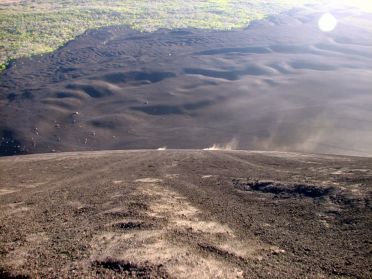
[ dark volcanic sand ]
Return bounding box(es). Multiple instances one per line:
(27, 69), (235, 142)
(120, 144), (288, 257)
(1, 6), (372, 157)
(0, 150), (371, 278)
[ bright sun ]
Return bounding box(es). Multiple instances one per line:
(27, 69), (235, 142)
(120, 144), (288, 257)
(318, 13), (338, 32)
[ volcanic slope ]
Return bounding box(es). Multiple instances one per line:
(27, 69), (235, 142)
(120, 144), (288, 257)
(0, 150), (371, 278)
(1, 5), (372, 156)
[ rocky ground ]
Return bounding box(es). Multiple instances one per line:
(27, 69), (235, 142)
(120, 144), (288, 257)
(0, 150), (371, 278)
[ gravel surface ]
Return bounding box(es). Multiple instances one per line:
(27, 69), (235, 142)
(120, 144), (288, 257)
(0, 150), (371, 278)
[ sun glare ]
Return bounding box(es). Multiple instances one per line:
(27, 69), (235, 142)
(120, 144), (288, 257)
(318, 13), (338, 32)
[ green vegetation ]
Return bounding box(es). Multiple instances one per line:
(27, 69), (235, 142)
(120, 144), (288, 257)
(0, 0), (370, 70)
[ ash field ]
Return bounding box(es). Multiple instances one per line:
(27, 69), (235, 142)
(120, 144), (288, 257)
(0, 2), (372, 279)
(1, 5), (372, 156)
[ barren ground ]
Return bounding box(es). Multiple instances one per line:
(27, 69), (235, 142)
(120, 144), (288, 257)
(0, 150), (371, 278)
(1, 6), (372, 157)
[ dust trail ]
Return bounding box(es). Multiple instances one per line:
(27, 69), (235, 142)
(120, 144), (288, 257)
(203, 137), (239, 150)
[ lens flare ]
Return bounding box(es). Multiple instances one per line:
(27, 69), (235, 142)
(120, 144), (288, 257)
(318, 13), (338, 32)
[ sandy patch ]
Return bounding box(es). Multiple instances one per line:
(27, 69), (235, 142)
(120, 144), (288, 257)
(165, 173), (179, 179)
(67, 200), (84, 209)
(0, 0), (21, 4)
(90, 179), (267, 278)
(0, 188), (19, 196)
(112, 180), (123, 184)
(135, 178), (163, 183)
(3, 232), (48, 270)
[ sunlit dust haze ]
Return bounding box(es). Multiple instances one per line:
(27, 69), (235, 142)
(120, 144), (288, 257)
(203, 138), (239, 151)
